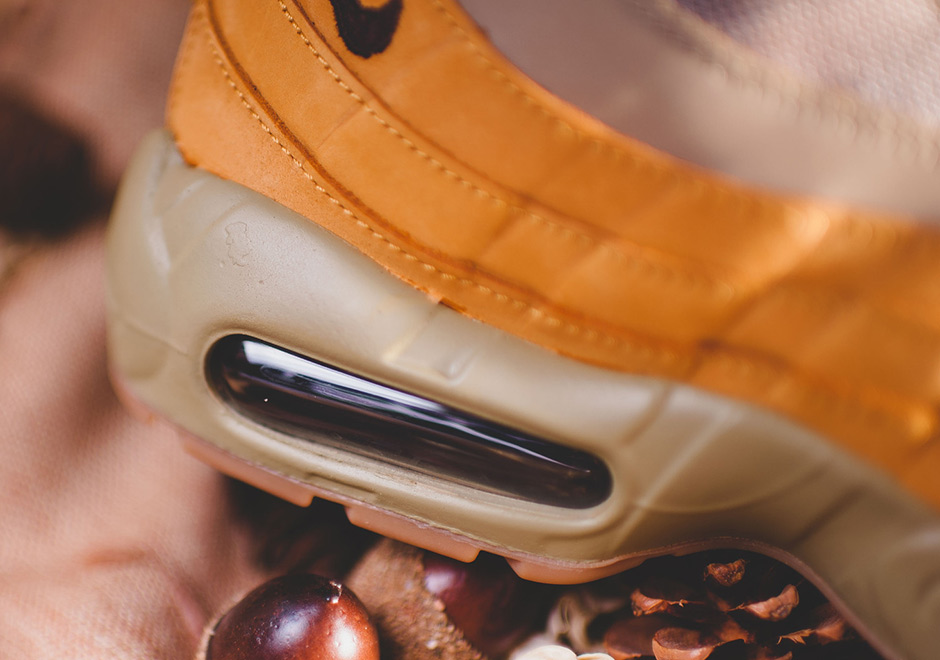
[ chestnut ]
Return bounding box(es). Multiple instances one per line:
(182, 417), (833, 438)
(422, 552), (557, 658)
(205, 574), (380, 660)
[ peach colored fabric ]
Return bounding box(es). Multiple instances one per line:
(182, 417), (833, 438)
(676, 0), (940, 128)
(1, 0), (938, 657)
(0, 225), (269, 658)
(0, 1), (271, 656)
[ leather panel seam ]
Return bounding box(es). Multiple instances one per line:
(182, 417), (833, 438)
(440, 0), (940, 174)
(281, 0), (842, 292)
(213, 0), (743, 299)
(189, 1), (940, 465)
(201, 20), (691, 369)
(283, 0), (637, 230)
(207, 26), (938, 456)
(276, 0), (733, 295)
(279, 0), (940, 356)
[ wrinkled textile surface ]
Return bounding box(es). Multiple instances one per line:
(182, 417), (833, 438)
(0, 0), (938, 658)
(0, 225), (269, 658)
(676, 0), (940, 128)
(0, 2), (270, 657)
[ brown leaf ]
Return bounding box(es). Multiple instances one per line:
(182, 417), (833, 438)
(604, 614), (673, 659)
(746, 647), (793, 660)
(778, 603), (849, 645)
(631, 578), (699, 616)
(738, 584), (799, 621)
(539, 551), (881, 660)
(712, 617), (752, 644)
(705, 560), (746, 587)
(651, 628), (717, 660)
(811, 609), (849, 644)
(631, 589), (675, 616)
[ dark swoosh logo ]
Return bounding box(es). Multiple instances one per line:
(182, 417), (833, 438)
(328, 0), (403, 58)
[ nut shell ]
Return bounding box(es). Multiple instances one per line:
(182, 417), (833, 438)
(205, 574), (379, 660)
(347, 539), (486, 660)
(423, 552), (554, 657)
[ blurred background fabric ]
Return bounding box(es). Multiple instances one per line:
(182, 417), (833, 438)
(0, 2), (270, 657)
(0, 0), (938, 657)
(676, 0), (940, 128)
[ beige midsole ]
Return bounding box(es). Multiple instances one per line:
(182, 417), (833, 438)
(107, 131), (940, 660)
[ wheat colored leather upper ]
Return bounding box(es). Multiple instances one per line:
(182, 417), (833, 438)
(169, 0), (940, 509)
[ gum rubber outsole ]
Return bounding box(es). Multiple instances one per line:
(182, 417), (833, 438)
(106, 131), (940, 660)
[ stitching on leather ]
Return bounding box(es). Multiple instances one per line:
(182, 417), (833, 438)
(425, 0), (877, 269)
(799, 379), (933, 443)
(200, 5), (938, 449)
(703, 351), (934, 443)
(428, 0), (940, 244)
(428, 0), (669, 178)
(275, 0), (727, 295)
(720, 281), (940, 433)
(278, 2), (507, 209)
(772, 284), (940, 346)
(451, 0), (940, 173)
(204, 30), (685, 366)
(277, 0), (940, 344)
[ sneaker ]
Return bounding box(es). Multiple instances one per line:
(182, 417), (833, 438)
(106, 1), (940, 659)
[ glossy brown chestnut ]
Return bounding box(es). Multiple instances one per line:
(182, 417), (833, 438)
(422, 552), (557, 658)
(206, 574), (380, 660)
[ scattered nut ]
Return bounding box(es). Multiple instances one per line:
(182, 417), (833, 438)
(422, 551), (556, 658)
(514, 646), (578, 660)
(512, 646), (614, 660)
(204, 574), (379, 660)
(346, 539), (485, 660)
